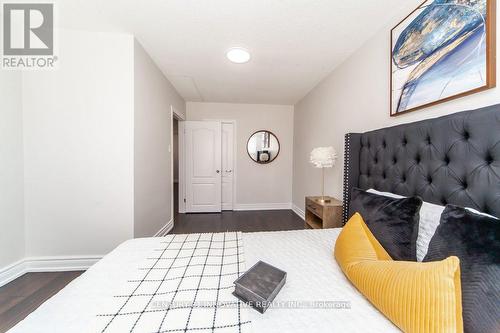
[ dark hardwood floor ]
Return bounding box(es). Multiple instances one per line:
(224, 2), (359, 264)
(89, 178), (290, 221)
(172, 182), (305, 234)
(0, 187), (304, 332)
(172, 210), (305, 234)
(0, 271), (83, 333)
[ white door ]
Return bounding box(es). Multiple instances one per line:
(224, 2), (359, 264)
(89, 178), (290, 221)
(221, 123), (234, 210)
(185, 121), (222, 212)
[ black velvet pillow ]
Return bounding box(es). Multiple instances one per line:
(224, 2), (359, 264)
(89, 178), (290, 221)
(349, 188), (422, 261)
(423, 205), (500, 333)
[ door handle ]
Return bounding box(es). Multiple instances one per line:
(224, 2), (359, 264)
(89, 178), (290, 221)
(216, 170), (220, 174)
(225, 170), (232, 173)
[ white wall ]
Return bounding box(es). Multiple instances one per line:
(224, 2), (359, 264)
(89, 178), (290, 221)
(187, 102), (294, 209)
(0, 72), (25, 269)
(134, 40), (185, 238)
(22, 30), (135, 257)
(292, 5), (500, 213)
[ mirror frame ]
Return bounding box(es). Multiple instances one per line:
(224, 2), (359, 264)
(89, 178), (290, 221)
(246, 130), (281, 164)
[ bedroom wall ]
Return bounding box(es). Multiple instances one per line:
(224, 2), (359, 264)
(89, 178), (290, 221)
(0, 72), (25, 270)
(292, 4), (500, 214)
(186, 102), (294, 209)
(23, 30), (135, 257)
(134, 40), (185, 238)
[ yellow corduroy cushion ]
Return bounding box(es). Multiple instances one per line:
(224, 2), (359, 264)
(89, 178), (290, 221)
(334, 213), (463, 333)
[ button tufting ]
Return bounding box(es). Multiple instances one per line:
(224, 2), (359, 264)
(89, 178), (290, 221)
(354, 112), (498, 219)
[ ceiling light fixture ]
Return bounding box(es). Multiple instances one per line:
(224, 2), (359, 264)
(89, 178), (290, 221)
(226, 47), (251, 64)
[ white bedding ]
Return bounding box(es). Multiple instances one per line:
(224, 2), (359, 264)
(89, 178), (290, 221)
(8, 229), (399, 333)
(244, 229), (398, 333)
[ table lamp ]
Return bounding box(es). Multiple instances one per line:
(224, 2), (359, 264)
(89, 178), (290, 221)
(310, 146), (337, 203)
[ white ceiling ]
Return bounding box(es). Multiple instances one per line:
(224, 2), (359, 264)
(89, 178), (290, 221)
(55, 0), (420, 104)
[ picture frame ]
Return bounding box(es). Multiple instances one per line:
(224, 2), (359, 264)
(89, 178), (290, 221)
(390, 0), (496, 116)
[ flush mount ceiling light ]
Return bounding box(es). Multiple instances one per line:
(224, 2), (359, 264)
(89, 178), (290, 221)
(226, 47), (251, 64)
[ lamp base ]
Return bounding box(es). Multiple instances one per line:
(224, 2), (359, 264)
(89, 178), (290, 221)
(318, 197), (331, 204)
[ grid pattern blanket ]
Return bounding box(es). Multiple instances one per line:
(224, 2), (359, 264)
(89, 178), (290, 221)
(95, 232), (251, 333)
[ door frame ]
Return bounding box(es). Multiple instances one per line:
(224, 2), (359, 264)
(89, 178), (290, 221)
(171, 105), (185, 219)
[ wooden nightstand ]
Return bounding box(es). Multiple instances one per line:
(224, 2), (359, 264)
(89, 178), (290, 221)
(305, 196), (343, 229)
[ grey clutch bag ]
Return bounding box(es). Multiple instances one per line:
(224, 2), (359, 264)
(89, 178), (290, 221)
(233, 260), (287, 313)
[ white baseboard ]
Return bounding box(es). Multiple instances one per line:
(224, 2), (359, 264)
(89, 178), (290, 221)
(292, 203), (305, 220)
(26, 256), (103, 272)
(155, 218), (174, 237)
(0, 219), (175, 287)
(0, 259), (26, 287)
(233, 203), (292, 211)
(0, 255), (102, 287)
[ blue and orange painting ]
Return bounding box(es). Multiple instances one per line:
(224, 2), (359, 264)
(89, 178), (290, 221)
(391, 0), (494, 115)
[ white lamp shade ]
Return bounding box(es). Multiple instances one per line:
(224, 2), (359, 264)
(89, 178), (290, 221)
(310, 146), (337, 168)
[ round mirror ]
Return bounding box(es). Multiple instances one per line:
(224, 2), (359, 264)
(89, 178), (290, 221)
(247, 130), (280, 164)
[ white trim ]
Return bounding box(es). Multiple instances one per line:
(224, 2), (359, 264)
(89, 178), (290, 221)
(0, 255), (103, 287)
(154, 218), (174, 237)
(25, 256), (102, 272)
(171, 105), (185, 219)
(222, 203), (233, 211)
(172, 108), (184, 121)
(170, 107), (175, 225)
(233, 203), (292, 211)
(178, 121), (186, 213)
(0, 259), (26, 287)
(292, 203), (305, 220)
(0, 218), (173, 288)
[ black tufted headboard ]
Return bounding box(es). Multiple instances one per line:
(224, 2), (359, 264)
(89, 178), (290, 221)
(342, 104), (500, 223)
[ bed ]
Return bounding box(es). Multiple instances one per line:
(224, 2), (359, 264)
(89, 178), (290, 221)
(8, 230), (399, 333)
(8, 104), (500, 333)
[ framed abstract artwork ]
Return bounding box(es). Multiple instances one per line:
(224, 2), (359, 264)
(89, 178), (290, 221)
(391, 0), (496, 116)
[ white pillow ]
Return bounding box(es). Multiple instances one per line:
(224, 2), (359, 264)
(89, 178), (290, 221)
(366, 189), (444, 261)
(464, 207), (499, 219)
